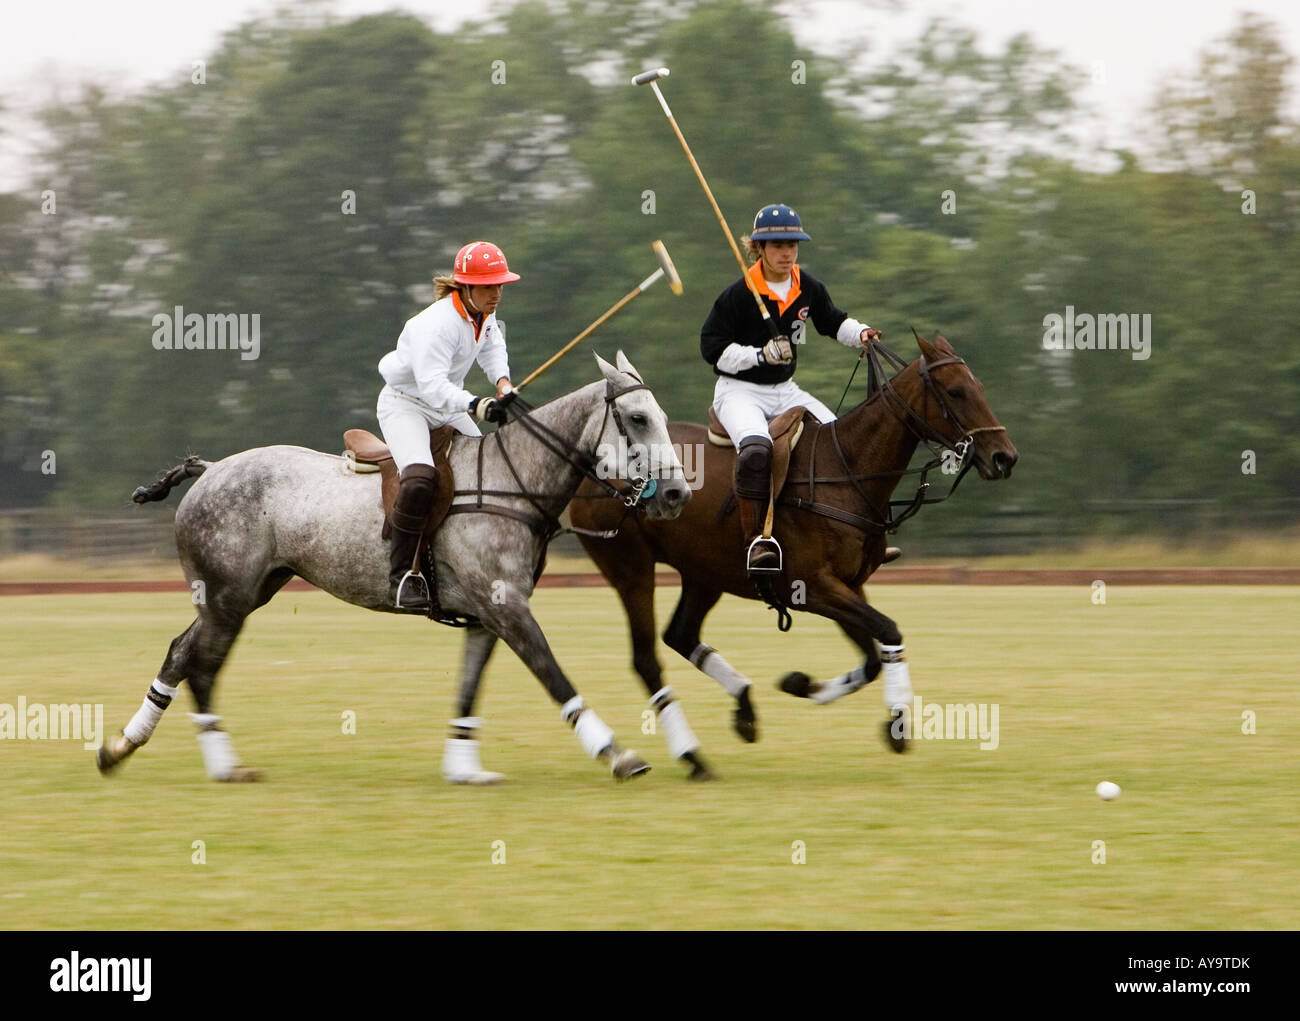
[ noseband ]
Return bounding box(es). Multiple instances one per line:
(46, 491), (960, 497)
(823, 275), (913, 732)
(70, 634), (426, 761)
(874, 343), (1007, 460)
(600, 380), (657, 504)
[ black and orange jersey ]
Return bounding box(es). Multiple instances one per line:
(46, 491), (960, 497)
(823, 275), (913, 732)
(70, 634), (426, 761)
(700, 262), (850, 384)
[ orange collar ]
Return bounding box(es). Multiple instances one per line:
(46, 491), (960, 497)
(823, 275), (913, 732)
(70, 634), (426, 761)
(451, 290), (486, 341)
(747, 261), (801, 316)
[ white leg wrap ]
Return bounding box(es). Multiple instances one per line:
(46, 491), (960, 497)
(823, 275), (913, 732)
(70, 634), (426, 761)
(190, 713), (239, 780)
(443, 737), (504, 784)
(443, 717), (504, 784)
(690, 644), (750, 698)
(573, 708), (615, 758)
(880, 643), (912, 713)
(444, 736), (485, 773)
(811, 664), (869, 705)
(560, 695), (584, 723)
(122, 679), (178, 745)
(656, 700), (700, 758)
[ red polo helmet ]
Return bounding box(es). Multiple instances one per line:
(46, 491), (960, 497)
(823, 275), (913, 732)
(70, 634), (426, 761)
(452, 241), (521, 285)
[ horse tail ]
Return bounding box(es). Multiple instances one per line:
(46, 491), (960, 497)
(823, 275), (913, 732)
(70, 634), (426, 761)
(132, 455), (209, 504)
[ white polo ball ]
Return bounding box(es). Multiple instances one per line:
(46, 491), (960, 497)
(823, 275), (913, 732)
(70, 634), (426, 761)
(1096, 780), (1121, 801)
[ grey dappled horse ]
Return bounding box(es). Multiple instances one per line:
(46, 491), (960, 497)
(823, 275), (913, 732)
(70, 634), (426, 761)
(97, 353), (689, 783)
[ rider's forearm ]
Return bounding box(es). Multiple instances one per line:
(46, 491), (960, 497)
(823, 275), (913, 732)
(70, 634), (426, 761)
(835, 317), (872, 347)
(715, 342), (761, 374)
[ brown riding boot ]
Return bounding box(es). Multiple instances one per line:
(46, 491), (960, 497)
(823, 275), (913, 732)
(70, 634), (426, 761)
(388, 464), (438, 610)
(735, 436), (780, 574)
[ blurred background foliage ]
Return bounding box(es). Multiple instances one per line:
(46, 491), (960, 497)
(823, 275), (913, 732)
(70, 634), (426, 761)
(1, 0), (1297, 551)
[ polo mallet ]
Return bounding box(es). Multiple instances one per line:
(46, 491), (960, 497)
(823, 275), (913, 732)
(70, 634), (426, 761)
(515, 239), (683, 392)
(635, 67), (794, 554)
(631, 67), (781, 344)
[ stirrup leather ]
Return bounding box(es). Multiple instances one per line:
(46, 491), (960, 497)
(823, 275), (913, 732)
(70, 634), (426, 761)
(746, 535), (783, 574)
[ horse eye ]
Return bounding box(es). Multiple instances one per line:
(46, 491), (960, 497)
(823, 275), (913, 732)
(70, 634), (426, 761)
(630, 413), (648, 427)
(946, 387), (965, 400)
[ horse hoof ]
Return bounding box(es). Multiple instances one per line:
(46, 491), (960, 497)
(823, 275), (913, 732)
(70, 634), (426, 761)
(682, 750), (716, 781)
(884, 714), (908, 753)
(95, 733), (136, 775)
(610, 748), (651, 781)
(733, 687), (759, 743)
(222, 765), (263, 782)
(447, 770), (506, 786)
(777, 671), (813, 699)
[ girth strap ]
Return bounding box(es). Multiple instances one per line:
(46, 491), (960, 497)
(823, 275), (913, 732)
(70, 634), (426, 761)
(445, 502), (554, 538)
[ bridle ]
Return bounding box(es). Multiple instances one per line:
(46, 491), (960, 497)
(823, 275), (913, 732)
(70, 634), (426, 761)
(783, 338), (1007, 534)
(871, 338), (1007, 462)
(445, 379), (660, 542)
(599, 379), (662, 507)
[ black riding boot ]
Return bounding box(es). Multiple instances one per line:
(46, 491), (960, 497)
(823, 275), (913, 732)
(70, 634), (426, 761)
(735, 436), (780, 574)
(388, 464), (438, 610)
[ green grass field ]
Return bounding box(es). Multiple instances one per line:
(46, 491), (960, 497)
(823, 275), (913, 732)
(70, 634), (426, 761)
(1, 585), (1296, 929)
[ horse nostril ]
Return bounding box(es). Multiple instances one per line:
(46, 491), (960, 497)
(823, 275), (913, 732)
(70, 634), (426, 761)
(993, 451), (1017, 476)
(661, 483), (688, 506)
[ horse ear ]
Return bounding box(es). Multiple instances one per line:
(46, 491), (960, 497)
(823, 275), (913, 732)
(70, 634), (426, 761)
(594, 352), (617, 380)
(932, 331), (954, 354)
(614, 350), (643, 383)
(913, 327), (937, 360)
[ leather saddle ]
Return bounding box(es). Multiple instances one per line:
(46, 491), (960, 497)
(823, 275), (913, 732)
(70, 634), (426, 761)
(707, 406), (807, 503)
(343, 427), (457, 540)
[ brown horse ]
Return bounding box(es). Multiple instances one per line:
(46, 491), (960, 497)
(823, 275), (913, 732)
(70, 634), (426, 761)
(567, 332), (1018, 779)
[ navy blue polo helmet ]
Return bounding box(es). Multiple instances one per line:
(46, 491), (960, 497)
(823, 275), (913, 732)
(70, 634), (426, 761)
(750, 203), (811, 242)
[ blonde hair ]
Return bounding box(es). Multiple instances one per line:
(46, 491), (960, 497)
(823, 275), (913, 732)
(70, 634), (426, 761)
(433, 273), (461, 301)
(740, 236), (762, 265)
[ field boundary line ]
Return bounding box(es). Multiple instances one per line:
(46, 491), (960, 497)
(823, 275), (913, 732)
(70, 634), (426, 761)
(5, 566), (1300, 595)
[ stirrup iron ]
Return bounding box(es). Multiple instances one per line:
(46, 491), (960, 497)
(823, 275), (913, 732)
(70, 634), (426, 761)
(746, 535), (783, 574)
(395, 569), (430, 608)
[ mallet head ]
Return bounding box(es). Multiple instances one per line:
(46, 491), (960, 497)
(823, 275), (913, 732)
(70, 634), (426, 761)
(631, 67), (670, 86)
(652, 240), (683, 296)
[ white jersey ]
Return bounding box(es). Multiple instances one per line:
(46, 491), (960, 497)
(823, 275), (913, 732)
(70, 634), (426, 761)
(378, 291), (511, 415)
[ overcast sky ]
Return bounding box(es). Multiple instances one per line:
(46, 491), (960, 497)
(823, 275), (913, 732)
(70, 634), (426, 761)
(2, 0), (1298, 189)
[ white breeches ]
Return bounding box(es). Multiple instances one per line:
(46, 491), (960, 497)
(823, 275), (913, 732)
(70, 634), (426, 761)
(712, 376), (835, 448)
(376, 387), (480, 474)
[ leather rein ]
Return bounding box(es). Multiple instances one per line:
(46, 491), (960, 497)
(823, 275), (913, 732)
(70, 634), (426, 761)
(445, 380), (654, 541)
(781, 338), (1006, 536)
